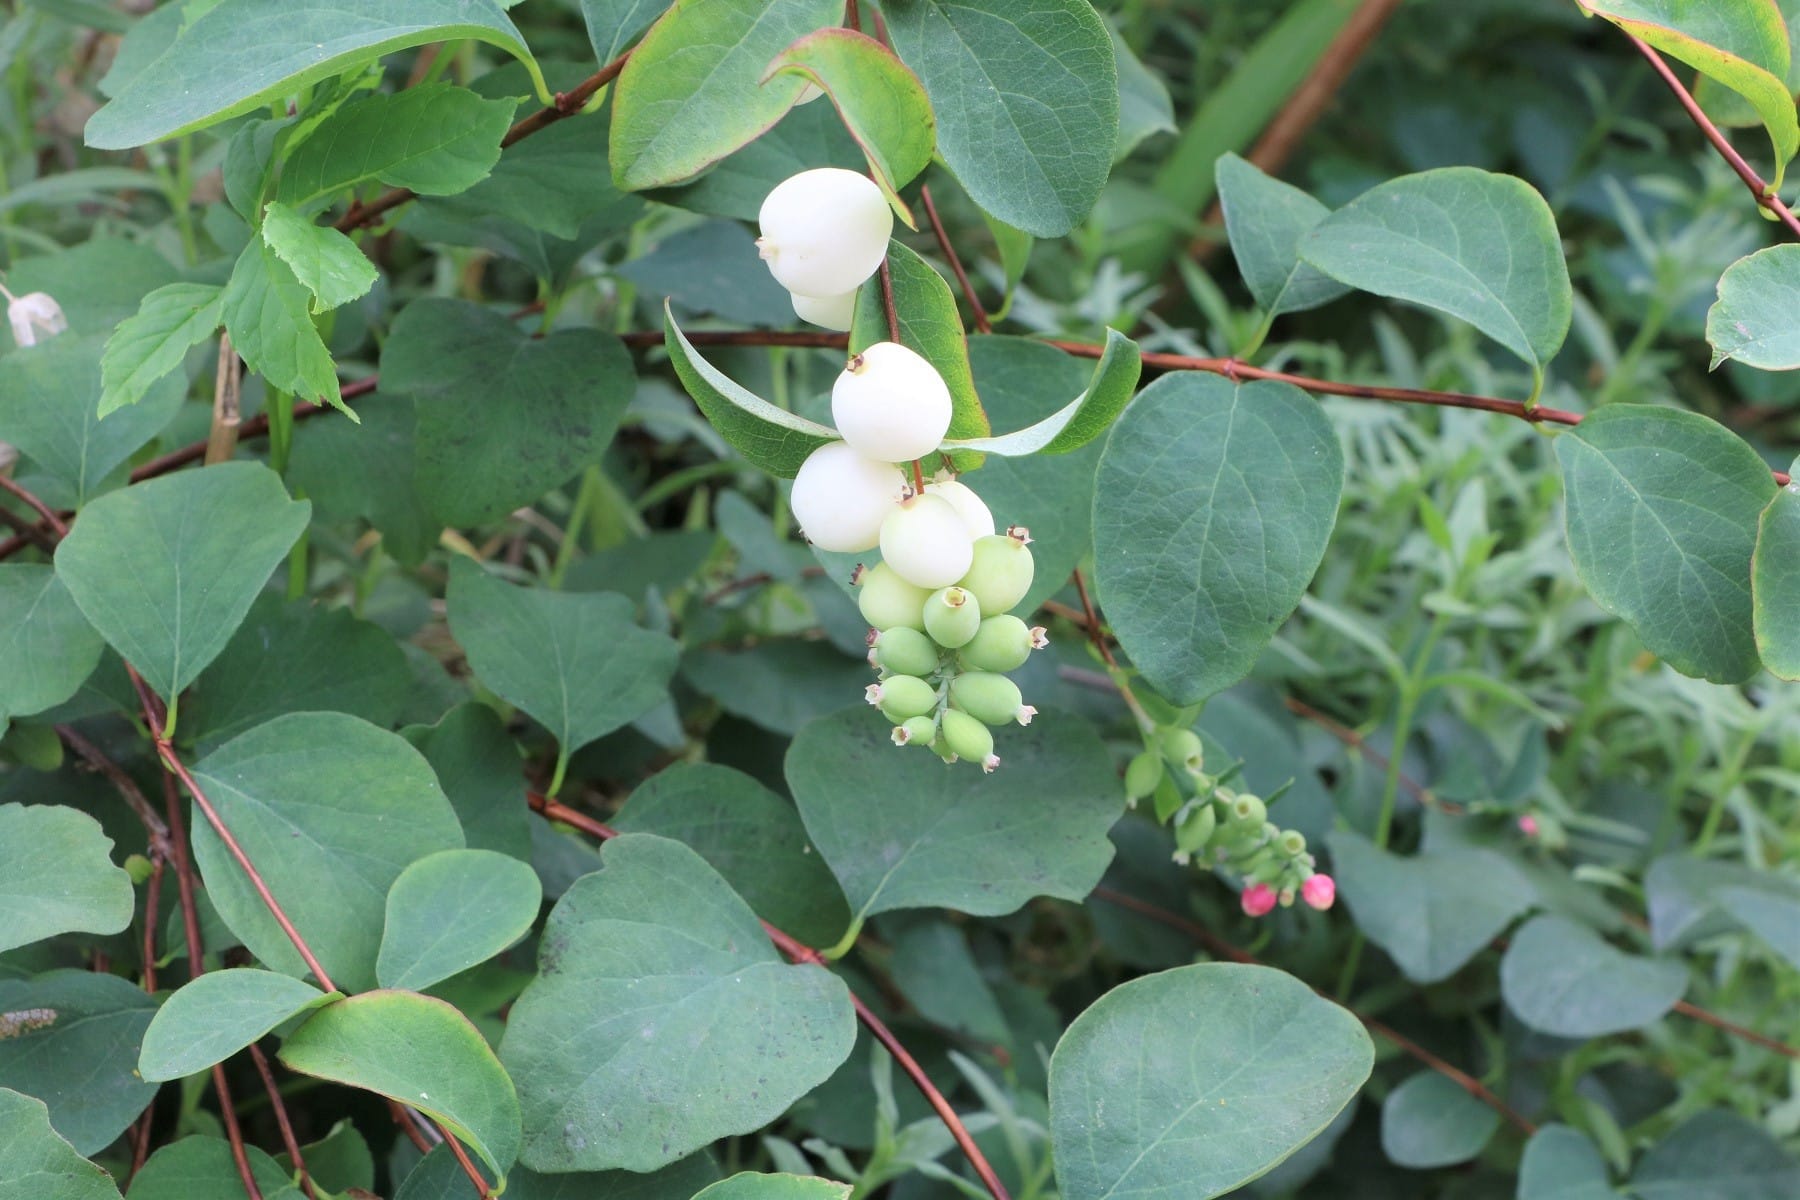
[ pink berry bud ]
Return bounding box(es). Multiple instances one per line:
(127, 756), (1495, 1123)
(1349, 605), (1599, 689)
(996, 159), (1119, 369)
(1240, 882), (1278, 918)
(1518, 814), (1540, 838)
(1301, 873), (1336, 911)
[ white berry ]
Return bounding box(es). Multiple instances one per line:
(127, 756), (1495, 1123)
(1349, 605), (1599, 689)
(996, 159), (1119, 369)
(880, 493), (974, 589)
(832, 341), (953, 463)
(791, 290), (855, 332)
(925, 478), (994, 538)
(758, 168), (892, 299)
(790, 442), (907, 553)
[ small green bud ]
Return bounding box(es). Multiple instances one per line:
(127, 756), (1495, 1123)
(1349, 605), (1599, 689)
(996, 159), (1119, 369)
(856, 562), (930, 631)
(959, 614), (1045, 672)
(923, 586), (983, 649)
(893, 715), (938, 747)
(124, 854), (155, 886)
(1229, 793), (1266, 829)
(956, 527), (1034, 615)
(949, 671), (1033, 726)
(874, 626), (940, 677)
(1279, 830), (1306, 856)
(940, 709), (998, 771)
(1160, 727), (1204, 774)
(866, 675), (936, 722)
(1124, 750), (1164, 801)
(1172, 802), (1217, 864)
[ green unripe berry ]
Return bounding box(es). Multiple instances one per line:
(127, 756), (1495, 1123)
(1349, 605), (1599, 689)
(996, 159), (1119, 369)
(1124, 750), (1164, 801)
(956, 527), (1034, 615)
(923, 586), (983, 649)
(940, 709), (998, 771)
(1173, 802), (1218, 863)
(949, 671), (1033, 726)
(1160, 728), (1204, 774)
(959, 614), (1046, 672)
(124, 853), (155, 886)
(874, 627), (939, 677)
(867, 675), (936, 722)
(857, 562), (930, 631)
(1279, 830), (1306, 856)
(893, 715), (938, 747)
(1229, 793), (1266, 829)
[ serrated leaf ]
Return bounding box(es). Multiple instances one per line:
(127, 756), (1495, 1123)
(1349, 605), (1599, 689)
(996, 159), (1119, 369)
(1215, 153), (1350, 318)
(98, 282), (221, 418)
(664, 303), (839, 477)
(1555, 404), (1774, 684)
(377, 850), (541, 992)
(1092, 372), (1343, 706)
(1631, 1109), (1800, 1200)
(500, 834), (856, 1172)
(764, 28), (935, 225)
(786, 707), (1121, 922)
(0, 1087), (123, 1200)
(1380, 1072), (1500, 1169)
(137, 969), (335, 1083)
(609, 0), (843, 190)
(281, 990), (521, 1184)
(1500, 914), (1687, 1038)
(1518, 1125), (1615, 1200)
(884, 0), (1117, 237)
(850, 240), (989, 453)
(221, 238), (344, 413)
(1048, 963), (1372, 1200)
(0, 567), (104, 726)
(0, 804), (133, 953)
(0, 971), (157, 1154)
(1301, 167), (1571, 391)
(1707, 244), (1800, 371)
(53, 462), (311, 704)
(86, 0), (545, 150)
(188, 712), (465, 992)
(259, 202), (377, 313)
(943, 328), (1139, 456)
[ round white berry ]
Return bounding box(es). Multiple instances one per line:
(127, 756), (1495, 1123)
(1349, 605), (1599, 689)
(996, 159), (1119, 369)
(832, 341), (953, 463)
(758, 168), (892, 299)
(924, 478), (994, 538)
(790, 442), (907, 553)
(791, 289), (855, 332)
(880, 493), (974, 589)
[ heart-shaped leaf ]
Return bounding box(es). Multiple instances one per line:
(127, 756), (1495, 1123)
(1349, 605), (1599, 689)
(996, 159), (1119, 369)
(943, 328), (1141, 456)
(377, 849), (542, 992)
(0, 803), (133, 954)
(1501, 914), (1687, 1038)
(1706, 245), (1800, 371)
(0, 1088), (124, 1200)
(138, 969), (336, 1083)
(1380, 1071), (1500, 1169)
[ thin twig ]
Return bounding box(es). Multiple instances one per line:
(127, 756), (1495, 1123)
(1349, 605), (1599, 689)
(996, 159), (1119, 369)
(55, 725), (173, 853)
(1673, 999), (1800, 1061)
(213, 1062), (264, 1200)
(248, 1044), (320, 1200)
(206, 332), (242, 466)
(438, 1126), (496, 1200)
(1071, 568), (1153, 732)
(0, 473), (67, 536)
(879, 259), (902, 342)
(920, 184), (992, 333)
(388, 1100), (434, 1153)
(1278, 697), (1451, 812)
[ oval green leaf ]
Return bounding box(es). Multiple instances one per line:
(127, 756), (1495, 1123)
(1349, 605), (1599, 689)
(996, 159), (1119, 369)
(0, 804), (131, 955)
(1500, 914), (1687, 1038)
(0, 1088), (123, 1200)
(694, 1175), (852, 1200)
(138, 968), (335, 1083)
(1215, 152), (1350, 319)
(943, 328), (1141, 456)
(0, 971), (158, 1154)
(377, 849), (542, 992)
(130, 1136), (304, 1200)
(1380, 1071), (1500, 1169)
(1631, 1109), (1800, 1199)
(1519, 1125), (1615, 1200)
(1707, 244), (1800, 371)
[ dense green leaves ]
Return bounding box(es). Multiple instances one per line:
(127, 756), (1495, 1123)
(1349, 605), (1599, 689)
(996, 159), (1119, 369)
(86, 0), (545, 149)
(885, 0), (1118, 237)
(1093, 372), (1342, 706)
(281, 990), (522, 1183)
(377, 849), (542, 991)
(383, 299), (635, 525)
(0, 804), (132, 953)
(1303, 168), (1572, 390)
(1518, 1125), (1615, 1200)
(944, 328), (1141, 456)
(98, 283), (222, 418)
(1631, 1109), (1800, 1199)
(129, 1137), (303, 1200)
(1755, 479), (1800, 678)
(1380, 1072), (1500, 1168)
(0, 971), (158, 1153)
(0, 567), (104, 727)
(403, 703), (533, 861)
(1215, 153), (1349, 318)
(220, 240), (343, 412)
(786, 707), (1121, 922)
(1556, 404), (1775, 683)
(500, 834), (855, 1171)
(1706, 244), (1800, 370)
(54, 462), (311, 706)
(188, 712), (464, 991)
(259, 202), (377, 313)
(1048, 963), (1373, 1200)
(0, 1088), (122, 1200)
(137, 969), (335, 1083)
(851, 241), (989, 447)
(394, 1141), (722, 1200)
(1500, 914), (1686, 1037)
(609, 0), (843, 190)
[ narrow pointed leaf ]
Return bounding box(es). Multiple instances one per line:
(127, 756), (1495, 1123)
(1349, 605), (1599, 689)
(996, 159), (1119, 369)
(943, 328), (1139, 455)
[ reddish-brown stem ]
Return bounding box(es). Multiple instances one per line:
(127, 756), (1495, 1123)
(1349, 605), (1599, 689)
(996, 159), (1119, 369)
(529, 795), (1012, 1200)
(439, 1125), (496, 1199)
(213, 1062), (264, 1200)
(249, 1044), (319, 1200)
(1070, 569), (1120, 672)
(1278, 698), (1449, 812)
(879, 258), (902, 342)
(0, 502), (55, 551)
(0, 473), (67, 537)
(911, 459), (926, 493)
(1673, 999), (1800, 1061)
(845, 0), (860, 31)
(920, 184), (992, 333)
(160, 771), (207, 984)
(140, 859), (163, 994)
(128, 1102), (156, 1181)
(56, 725), (173, 855)
(1626, 35), (1800, 239)
(388, 1100), (435, 1153)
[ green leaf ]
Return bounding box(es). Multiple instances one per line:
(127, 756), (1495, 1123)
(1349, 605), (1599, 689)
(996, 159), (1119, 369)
(786, 707), (1121, 922)
(287, 402), (437, 567)
(1380, 1072), (1500, 1169)
(0, 333), (184, 508)
(1500, 914), (1686, 1038)
(446, 559), (680, 777)
(763, 28), (935, 225)
(188, 712), (465, 992)
(85, 0), (545, 150)
(1111, 27), (1174, 160)
(1048, 963), (1373, 1200)
(1631, 1109), (1800, 1200)
(1578, 0), (1797, 191)
(1555, 404), (1775, 684)
(53, 462), (311, 705)
(277, 83), (518, 209)
(382, 298), (635, 526)
(403, 703), (533, 862)
(500, 834), (856, 1172)
(617, 220), (792, 327)
(0, 567), (104, 726)
(886, 920), (1010, 1046)
(693, 1175), (852, 1200)
(281, 990), (522, 1184)
(581, 0), (670, 62)
(1713, 883), (1800, 971)
(0, 238), (178, 337)
(277, 1122), (373, 1195)
(850, 241), (989, 450)
(259, 202), (377, 313)
(943, 328), (1140, 456)
(652, 99), (865, 222)
(1697, 0), (1800, 128)
(0, 804), (132, 953)
(129, 1137), (303, 1200)
(1706, 245), (1800, 370)
(612, 761), (851, 949)
(1327, 831), (1535, 984)
(377, 849), (541, 992)
(220, 239), (344, 413)
(1519, 1125), (1615, 1200)
(0, 1087), (122, 1200)
(0, 971), (158, 1154)
(609, 0), (844, 190)
(184, 595), (414, 751)
(681, 642), (874, 737)
(1301, 167), (1572, 389)
(98, 282), (221, 418)
(1092, 372), (1343, 706)
(884, 0), (1117, 237)
(394, 1141), (721, 1200)
(663, 304), (839, 477)
(1215, 153), (1349, 318)
(137, 968), (335, 1083)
